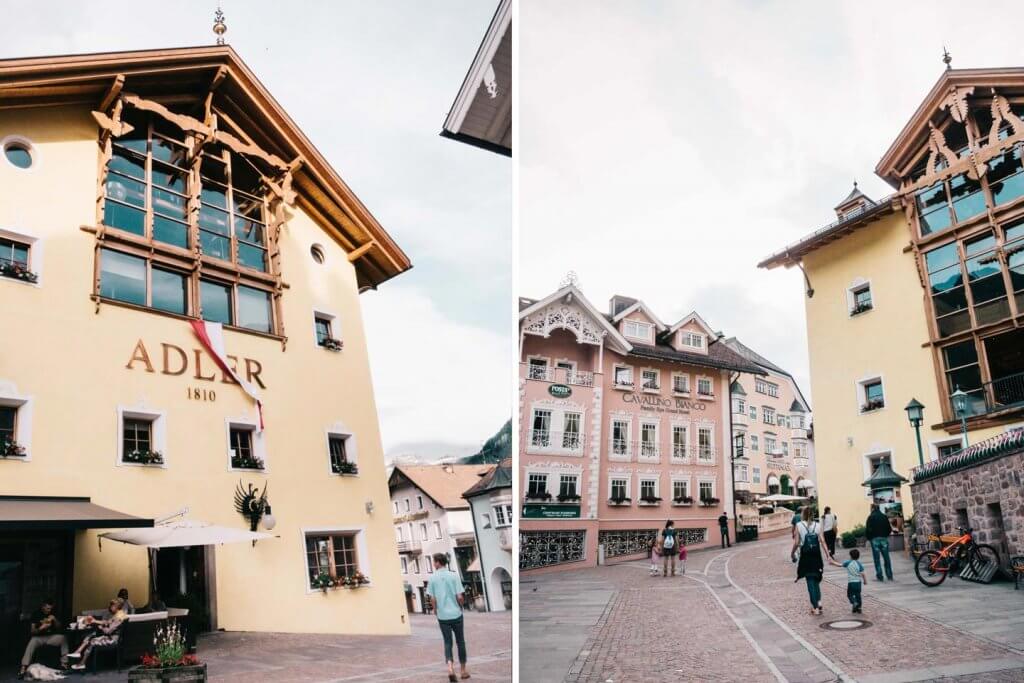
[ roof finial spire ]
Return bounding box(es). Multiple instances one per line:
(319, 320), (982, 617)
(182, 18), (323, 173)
(559, 271), (579, 289)
(942, 46), (952, 70)
(213, 4), (227, 45)
(853, 179), (858, 189)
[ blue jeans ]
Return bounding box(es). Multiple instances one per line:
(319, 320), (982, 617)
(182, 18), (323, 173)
(438, 616), (467, 664)
(805, 576), (821, 608)
(871, 537), (893, 580)
(847, 582), (862, 608)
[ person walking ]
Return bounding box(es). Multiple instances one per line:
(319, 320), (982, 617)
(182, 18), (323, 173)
(821, 506), (839, 557)
(661, 521), (678, 577)
(717, 511), (731, 548)
(829, 548), (867, 613)
(426, 553), (470, 682)
(791, 506), (830, 615)
(790, 506), (803, 540)
(865, 504), (894, 582)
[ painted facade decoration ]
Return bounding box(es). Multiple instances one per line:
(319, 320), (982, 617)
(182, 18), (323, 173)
(518, 285), (764, 572)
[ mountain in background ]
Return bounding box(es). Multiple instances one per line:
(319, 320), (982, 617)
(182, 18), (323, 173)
(460, 419), (511, 464)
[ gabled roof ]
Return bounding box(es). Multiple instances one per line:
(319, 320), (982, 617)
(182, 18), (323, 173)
(625, 341), (764, 375)
(0, 45), (411, 290)
(720, 337), (811, 411)
(462, 458), (512, 499)
(611, 299), (668, 331)
(875, 66), (1024, 187)
(519, 285), (632, 353)
(389, 464), (494, 510)
(834, 183), (874, 211)
(667, 311), (717, 337)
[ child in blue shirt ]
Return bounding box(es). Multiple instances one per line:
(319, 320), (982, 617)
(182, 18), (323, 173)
(830, 548), (867, 613)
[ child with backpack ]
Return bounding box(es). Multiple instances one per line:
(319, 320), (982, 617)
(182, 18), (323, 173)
(678, 537), (687, 574)
(649, 538), (662, 576)
(791, 507), (829, 615)
(829, 548), (867, 613)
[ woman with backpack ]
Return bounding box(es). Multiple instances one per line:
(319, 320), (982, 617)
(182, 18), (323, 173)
(790, 506), (830, 615)
(661, 520), (678, 577)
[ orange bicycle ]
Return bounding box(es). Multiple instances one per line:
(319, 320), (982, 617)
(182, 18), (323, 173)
(914, 526), (999, 587)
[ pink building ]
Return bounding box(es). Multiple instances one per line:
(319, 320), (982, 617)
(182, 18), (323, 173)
(518, 285), (764, 573)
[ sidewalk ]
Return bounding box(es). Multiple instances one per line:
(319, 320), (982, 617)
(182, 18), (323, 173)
(1, 612), (511, 682)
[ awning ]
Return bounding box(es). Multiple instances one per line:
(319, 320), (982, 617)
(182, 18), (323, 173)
(466, 556), (481, 573)
(765, 475), (780, 486)
(99, 518), (272, 548)
(0, 496), (153, 531)
(797, 479), (815, 489)
(759, 493), (808, 502)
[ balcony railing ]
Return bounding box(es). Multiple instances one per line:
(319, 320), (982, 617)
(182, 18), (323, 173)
(525, 365), (595, 386)
(396, 540), (422, 554)
(637, 442), (660, 462)
(950, 371), (1024, 418)
(609, 438), (632, 460)
(670, 444), (690, 461)
(793, 456), (810, 469)
(528, 429), (585, 453)
(696, 446), (715, 464)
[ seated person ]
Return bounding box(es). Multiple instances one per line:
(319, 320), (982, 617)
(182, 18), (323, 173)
(117, 588), (135, 615)
(67, 598), (127, 671)
(19, 598), (68, 679)
(143, 591), (167, 613)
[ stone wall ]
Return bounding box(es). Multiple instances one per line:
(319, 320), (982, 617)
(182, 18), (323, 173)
(909, 448), (1024, 563)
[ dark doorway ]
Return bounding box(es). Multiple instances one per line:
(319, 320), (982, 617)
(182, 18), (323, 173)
(416, 585), (426, 613)
(156, 546), (211, 633)
(983, 329), (1024, 408)
(985, 502), (1009, 566)
(453, 545), (483, 609)
(0, 533), (72, 665)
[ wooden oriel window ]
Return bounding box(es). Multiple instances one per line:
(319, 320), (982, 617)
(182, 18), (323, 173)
(305, 534), (358, 586)
(97, 109), (280, 336)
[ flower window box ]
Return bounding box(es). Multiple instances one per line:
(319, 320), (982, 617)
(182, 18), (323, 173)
(332, 460), (359, 476)
(672, 496), (694, 507)
(123, 450), (164, 466)
(312, 571), (370, 593)
(699, 497), (720, 507)
(861, 398), (885, 413)
(1, 440), (27, 458)
(231, 454), (265, 471)
(608, 496), (631, 506)
(525, 492), (552, 502)
(0, 261), (38, 284)
(556, 493), (581, 503)
(321, 337), (343, 352)
(639, 495), (662, 506)
(850, 301), (873, 316)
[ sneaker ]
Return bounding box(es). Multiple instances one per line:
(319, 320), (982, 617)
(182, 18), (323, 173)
(71, 663), (85, 671)
(67, 652), (81, 659)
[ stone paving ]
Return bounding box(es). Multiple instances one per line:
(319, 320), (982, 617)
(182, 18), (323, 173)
(0, 611), (511, 682)
(520, 536), (1024, 682)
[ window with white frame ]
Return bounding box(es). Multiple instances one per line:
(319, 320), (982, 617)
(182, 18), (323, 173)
(396, 526), (404, 542)
(749, 405), (757, 420)
(860, 378), (885, 412)
(526, 473), (549, 498)
(527, 356), (549, 380)
(752, 466), (761, 484)
(735, 398), (745, 414)
(400, 556), (408, 574)
(531, 409), (552, 447)
(641, 369), (659, 391)
(392, 501), (399, 515)
(640, 421), (658, 457)
(426, 559), (433, 574)
(493, 504), (512, 527)
(672, 424), (688, 459)
(767, 383), (779, 398)
(611, 419), (630, 455)
(850, 282), (873, 315)
(328, 432), (355, 474)
(778, 414), (789, 428)
(756, 379), (767, 394)
(682, 332), (705, 350)
(699, 480), (714, 501)
(610, 477), (629, 501)
(698, 426), (713, 461)
(763, 407), (775, 425)
(736, 464), (749, 482)
(623, 319), (653, 341)
(697, 377), (713, 396)
(640, 478), (659, 501)
(672, 373), (690, 393)
(562, 411), (582, 450)
(433, 521), (442, 539)
(227, 419), (265, 471)
(558, 474), (579, 500)
(672, 479), (690, 501)
(613, 365), (633, 387)
(417, 495), (424, 509)
(750, 434), (758, 451)
(313, 311), (341, 350)
(117, 406), (166, 467)
(765, 436), (777, 454)
(305, 532), (362, 587)
(419, 523), (428, 540)
(782, 441), (789, 456)
(0, 231), (40, 285)
(791, 414), (804, 429)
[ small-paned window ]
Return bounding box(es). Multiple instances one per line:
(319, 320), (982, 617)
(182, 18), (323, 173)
(328, 435), (349, 473)
(925, 242), (970, 338)
(152, 267), (188, 314)
(614, 366), (633, 386)
(237, 285), (272, 333)
(623, 320), (652, 340)
(0, 406), (17, 448)
(641, 369), (659, 390)
(610, 479), (628, 500)
(527, 473), (548, 497)
(100, 249), (147, 306)
(315, 317), (332, 345)
(200, 279), (233, 325)
(862, 380), (885, 411)
(964, 233), (1009, 325)
(305, 534), (358, 587)
(942, 341), (983, 416)
(699, 481), (714, 501)
(558, 475), (578, 499)
(697, 378), (712, 396)
(229, 426), (262, 470)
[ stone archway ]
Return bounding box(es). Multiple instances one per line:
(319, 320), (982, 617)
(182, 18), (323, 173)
(490, 567), (511, 611)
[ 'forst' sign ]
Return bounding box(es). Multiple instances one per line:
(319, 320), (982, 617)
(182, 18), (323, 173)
(548, 383), (572, 398)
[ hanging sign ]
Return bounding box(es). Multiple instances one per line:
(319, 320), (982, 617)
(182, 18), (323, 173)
(548, 384), (572, 398)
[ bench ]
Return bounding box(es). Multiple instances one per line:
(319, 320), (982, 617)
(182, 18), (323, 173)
(78, 610), (169, 672)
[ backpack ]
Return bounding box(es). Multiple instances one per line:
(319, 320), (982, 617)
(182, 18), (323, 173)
(663, 530), (675, 550)
(800, 522), (819, 554)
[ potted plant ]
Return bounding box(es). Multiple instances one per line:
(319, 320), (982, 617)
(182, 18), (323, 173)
(525, 491), (552, 502)
(608, 495), (631, 505)
(231, 454), (265, 470)
(639, 495), (662, 505)
(0, 260), (39, 283)
(699, 497), (720, 507)
(1, 440), (27, 458)
(861, 397), (885, 412)
(556, 493), (581, 502)
(124, 449), (164, 465)
(332, 460), (359, 475)
(322, 337), (343, 351)
(673, 495), (693, 506)
(851, 301), (873, 316)
(128, 621), (206, 682)
(312, 572), (336, 593)
(341, 571), (370, 588)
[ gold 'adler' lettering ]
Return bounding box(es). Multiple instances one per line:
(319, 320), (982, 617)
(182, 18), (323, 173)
(161, 344), (188, 376)
(126, 339), (155, 373)
(193, 349), (218, 382)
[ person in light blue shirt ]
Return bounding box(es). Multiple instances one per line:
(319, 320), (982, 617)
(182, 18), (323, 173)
(426, 553), (469, 681)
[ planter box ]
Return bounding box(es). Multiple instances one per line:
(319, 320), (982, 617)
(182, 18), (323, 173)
(128, 663), (207, 683)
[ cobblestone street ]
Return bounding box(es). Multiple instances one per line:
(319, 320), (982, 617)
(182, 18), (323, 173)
(1, 612), (511, 682)
(520, 537), (1024, 682)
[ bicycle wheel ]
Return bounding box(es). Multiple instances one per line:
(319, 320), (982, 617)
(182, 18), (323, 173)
(969, 543), (999, 573)
(915, 550), (949, 587)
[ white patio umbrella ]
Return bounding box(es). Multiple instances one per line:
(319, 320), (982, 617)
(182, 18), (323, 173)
(758, 493), (809, 502)
(99, 518), (273, 548)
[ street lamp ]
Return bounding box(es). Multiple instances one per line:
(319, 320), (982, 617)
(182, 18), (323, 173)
(731, 432), (746, 544)
(904, 398), (925, 466)
(951, 387), (970, 448)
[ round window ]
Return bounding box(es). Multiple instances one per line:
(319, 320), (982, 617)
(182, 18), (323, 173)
(3, 141), (33, 169)
(310, 244), (325, 264)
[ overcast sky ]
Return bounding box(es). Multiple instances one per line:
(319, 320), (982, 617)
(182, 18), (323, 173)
(0, 0), (511, 458)
(520, 0), (1024, 403)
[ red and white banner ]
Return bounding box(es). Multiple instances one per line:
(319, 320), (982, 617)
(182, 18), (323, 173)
(190, 320), (264, 431)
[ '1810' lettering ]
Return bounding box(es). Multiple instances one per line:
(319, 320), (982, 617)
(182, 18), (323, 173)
(188, 387), (216, 402)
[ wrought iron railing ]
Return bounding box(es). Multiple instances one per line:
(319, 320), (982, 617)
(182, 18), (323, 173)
(950, 371), (1024, 417)
(528, 429), (585, 452)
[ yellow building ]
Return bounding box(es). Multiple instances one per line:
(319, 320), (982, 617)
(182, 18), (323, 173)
(0, 46), (413, 644)
(760, 66), (1024, 530)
